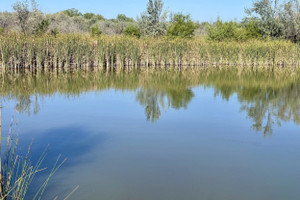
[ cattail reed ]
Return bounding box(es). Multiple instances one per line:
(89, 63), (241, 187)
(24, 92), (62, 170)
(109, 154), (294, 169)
(0, 33), (300, 70)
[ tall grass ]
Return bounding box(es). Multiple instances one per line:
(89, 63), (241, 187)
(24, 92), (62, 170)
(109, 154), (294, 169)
(0, 33), (299, 70)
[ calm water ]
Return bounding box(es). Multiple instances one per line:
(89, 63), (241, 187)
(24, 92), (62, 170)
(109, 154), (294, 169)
(1, 68), (300, 200)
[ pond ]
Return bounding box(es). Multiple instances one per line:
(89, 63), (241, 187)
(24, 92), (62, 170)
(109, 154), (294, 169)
(0, 68), (300, 200)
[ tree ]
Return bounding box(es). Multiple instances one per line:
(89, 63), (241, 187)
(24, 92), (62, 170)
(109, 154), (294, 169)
(83, 12), (95, 20)
(89, 25), (102, 37)
(83, 13), (105, 21)
(116, 14), (134, 22)
(13, 0), (45, 34)
(281, 0), (300, 42)
(62, 8), (82, 17)
(13, 0), (31, 33)
(33, 19), (49, 35)
(207, 18), (262, 41)
(0, 12), (16, 30)
(245, 0), (284, 38)
(245, 0), (300, 42)
(207, 19), (245, 41)
(167, 13), (197, 38)
(243, 20), (262, 39)
(123, 24), (141, 38)
(138, 0), (167, 37)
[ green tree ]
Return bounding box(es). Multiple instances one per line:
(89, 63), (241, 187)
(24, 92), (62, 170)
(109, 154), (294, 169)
(116, 14), (134, 22)
(281, 0), (300, 42)
(89, 25), (102, 37)
(62, 8), (82, 17)
(33, 19), (49, 35)
(243, 20), (262, 39)
(83, 13), (105, 21)
(83, 12), (95, 20)
(245, 0), (300, 42)
(245, 0), (284, 38)
(138, 0), (167, 37)
(13, 0), (36, 33)
(207, 19), (247, 41)
(167, 13), (197, 38)
(123, 24), (141, 38)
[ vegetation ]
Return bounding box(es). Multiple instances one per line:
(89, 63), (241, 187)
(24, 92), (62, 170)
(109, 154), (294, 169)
(0, 0), (299, 70)
(123, 24), (141, 38)
(89, 25), (102, 37)
(138, 0), (168, 37)
(207, 19), (262, 41)
(245, 0), (300, 42)
(1, 0), (299, 42)
(62, 8), (82, 17)
(167, 13), (197, 38)
(33, 19), (50, 35)
(0, 34), (299, 69)
(116, 14), (134, 23)
(13, 0), (33, 33)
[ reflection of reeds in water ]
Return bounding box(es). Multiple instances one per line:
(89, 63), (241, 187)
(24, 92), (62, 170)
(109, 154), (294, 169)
(0, 67), (299, 98)
(0, 118), (78, 200)
(1, 34), (300, 69)
(0, 67), (299, 136)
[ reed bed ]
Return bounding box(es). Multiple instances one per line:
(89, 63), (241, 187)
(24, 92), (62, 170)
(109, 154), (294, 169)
(0, 34), (300, 70)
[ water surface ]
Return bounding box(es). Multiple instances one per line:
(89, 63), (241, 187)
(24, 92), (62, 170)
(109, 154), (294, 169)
(1, 68), (300, 200)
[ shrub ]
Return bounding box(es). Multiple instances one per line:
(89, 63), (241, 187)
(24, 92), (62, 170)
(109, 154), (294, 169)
(62, 8), (82, 17)
(207, 20), (252, 41)
(84, 13), (104, 21)
(116, 14), (134, 22)
(90, 25), (102, 37)
(33, 19), (49, 35)
(0, 27), (4, 34)
(167, 13), (197, 38)
(244, 20), (262, 39)
(123, 24), (141, 38)
(50, 28), (59, 37)
(83, 12), (95, 20)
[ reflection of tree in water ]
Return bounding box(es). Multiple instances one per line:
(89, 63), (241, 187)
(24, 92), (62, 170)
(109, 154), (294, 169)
(1, 68), (300, 134)
(136, 88), (194, 122)
(215, 84), (300, 136)
(4, 95), (41, 116)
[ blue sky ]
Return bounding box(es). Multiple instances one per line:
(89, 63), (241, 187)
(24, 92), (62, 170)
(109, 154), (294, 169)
(1, 0), (253, 22)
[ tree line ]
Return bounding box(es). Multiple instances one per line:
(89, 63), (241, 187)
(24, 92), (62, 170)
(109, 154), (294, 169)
(0, 0), (299, 42)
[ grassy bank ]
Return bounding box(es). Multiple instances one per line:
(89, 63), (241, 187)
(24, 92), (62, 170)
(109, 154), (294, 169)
(0, 34), (300, 69)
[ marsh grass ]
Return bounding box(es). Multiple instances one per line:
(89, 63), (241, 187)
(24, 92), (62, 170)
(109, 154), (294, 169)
(0, 34), (299, 70)
(0, 117), (78, 200)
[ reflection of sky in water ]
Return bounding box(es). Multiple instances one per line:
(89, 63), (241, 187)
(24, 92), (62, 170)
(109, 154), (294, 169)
(1, 87), (300, 200)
